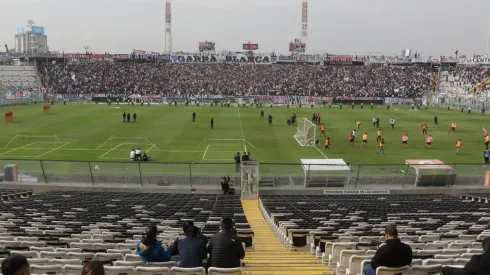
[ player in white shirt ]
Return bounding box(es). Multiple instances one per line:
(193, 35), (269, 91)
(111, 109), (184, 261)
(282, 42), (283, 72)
(130, 149), (136, 161)
(389, 118), (396, 129)
(135, 148), (142, 160)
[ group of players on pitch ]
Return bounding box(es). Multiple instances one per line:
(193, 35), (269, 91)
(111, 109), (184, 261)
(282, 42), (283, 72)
(316, 114), (489, 156)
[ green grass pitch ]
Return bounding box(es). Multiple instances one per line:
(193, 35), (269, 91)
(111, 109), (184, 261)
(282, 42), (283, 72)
(0, 103), (488, 167)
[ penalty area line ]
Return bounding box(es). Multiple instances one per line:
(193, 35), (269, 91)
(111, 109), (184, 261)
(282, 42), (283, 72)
(36, 143), (70, 158)
(315, 146), (329, 159)
(202, 145), (210, 160)
(98, 144), (123, 159)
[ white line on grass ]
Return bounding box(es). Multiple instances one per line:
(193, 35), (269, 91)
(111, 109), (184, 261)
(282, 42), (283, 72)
(315, 146), (329, 159)
(0, 142), (38, 156)
(146, 145), (155, 153)
(202, 145), (210, 160)
(98, 144), (123, 159)
(237, 107), (247, 152)
(96, 137), (112, 149)
(36, 143), (69, 158)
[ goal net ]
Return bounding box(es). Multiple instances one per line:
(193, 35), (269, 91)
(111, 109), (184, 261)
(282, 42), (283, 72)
(4, 135), (64, 149)
(294, 118), (316, 147)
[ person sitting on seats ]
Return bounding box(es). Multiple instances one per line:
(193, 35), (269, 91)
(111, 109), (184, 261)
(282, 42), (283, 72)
(177, 225), (207, 268)
(136, 225), (171, 263)
(442, 237), (490, 275)
(81, 260), (105, 275)
(363, 224), (412, 275)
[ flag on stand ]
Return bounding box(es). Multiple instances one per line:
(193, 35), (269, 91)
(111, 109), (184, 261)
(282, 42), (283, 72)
(4, 44), (8, 53)
(455, 50), (459, 58)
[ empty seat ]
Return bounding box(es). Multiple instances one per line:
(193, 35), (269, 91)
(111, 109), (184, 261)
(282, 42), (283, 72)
(170, 267), (206, 275)
(39, 251), (69, 259)
(114, 261), (144, 267)
(30, 264), (63, 275)
(67, 252), (96, 261)
(375, 266), (410, 275)
(11, 251), (39, 259)
(207, 267), (242, 275)
(96, 252), (125, 262)
(104, 266), (135, 275)
(51, 259), (83, 265)
(409, 265), (442, 275)
(63, 265), (83, 275)
(135, 267), (170, 275)
(27, 258), (51, 266)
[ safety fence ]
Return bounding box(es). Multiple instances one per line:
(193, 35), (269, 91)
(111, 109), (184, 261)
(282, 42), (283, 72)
(0, 159), (486, 189)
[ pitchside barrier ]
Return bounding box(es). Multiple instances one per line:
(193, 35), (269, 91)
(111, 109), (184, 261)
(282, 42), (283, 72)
(0, 159), (486, 189)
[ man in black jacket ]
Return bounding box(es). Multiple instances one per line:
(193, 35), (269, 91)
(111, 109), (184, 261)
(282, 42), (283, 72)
(171, 221), (208, 256)
(442, 237), (490, 275)
(363, 224), (412, 275)
(207, 217), (245, 269)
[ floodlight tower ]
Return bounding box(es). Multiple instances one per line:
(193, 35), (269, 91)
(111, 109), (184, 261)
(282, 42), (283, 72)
(165, 0), (172, 52)
(301, 0), (308, 53)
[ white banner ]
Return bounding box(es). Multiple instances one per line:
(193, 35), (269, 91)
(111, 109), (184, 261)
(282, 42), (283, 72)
(324, 190), (390, 195)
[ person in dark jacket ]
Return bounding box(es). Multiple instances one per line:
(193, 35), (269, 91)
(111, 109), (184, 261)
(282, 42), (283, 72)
(177, 225), (207, 268)
(221, 176), (230, 194)
(207, 217), (245, 269)
(136, 225), (171, 263)
(363, 224), (412, 275)
(171, 221), (208, 256)
(442, 237), (490, 275)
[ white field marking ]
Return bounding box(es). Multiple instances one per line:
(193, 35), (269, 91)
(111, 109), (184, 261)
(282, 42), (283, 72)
(202, 158), (233, 161)
(36, 143), (70, 158)
(314, 146), (329, 159)
(98, 143), (123, 159)
(207, 150), (243, 153)
(237, 107), (247, 152)
(202, 145), (210, 160)
(146, 144), (156, 153)
(0, 142), (38, 156)
(96, 138), (112, 149)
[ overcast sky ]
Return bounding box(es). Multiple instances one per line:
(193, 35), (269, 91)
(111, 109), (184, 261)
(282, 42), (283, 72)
(2, 0), (489, 56)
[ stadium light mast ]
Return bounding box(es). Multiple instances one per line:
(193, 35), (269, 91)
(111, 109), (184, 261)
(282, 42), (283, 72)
(301, 0), (308, 53)
(165, 0), (172, 52)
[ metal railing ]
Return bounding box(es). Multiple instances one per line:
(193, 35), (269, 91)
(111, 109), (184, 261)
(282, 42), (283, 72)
(0, 159), (486, 189)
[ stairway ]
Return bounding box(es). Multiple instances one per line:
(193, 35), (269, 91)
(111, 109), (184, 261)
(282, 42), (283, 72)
(241, 200), (333, 275)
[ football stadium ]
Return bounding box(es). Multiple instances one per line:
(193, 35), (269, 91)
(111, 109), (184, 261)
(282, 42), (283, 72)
(0, 1), (490, 275)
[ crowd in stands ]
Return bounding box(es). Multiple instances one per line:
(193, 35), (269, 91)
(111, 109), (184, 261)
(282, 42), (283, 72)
(439, 66), (490, 97)
(40, 63), (433, 98)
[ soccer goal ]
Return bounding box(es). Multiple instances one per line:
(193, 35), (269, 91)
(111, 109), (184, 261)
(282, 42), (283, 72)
(294, 118), (316, 146)
(4, 135), (64, 149)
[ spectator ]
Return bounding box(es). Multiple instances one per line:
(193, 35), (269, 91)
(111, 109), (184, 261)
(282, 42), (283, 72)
(242, 152), (250, 162)
(177, 225), (207, 268)
(442, 237), (490, 275)
(221, 176), (230, 194)
(234, 152), (241, 172)
(484, 149), (490, 164)
(207, 217), (245, 269)
(1, 255), (30, 275)
(81, 261), (105, 275)
(171, 221), (208, 256)
(136, 225), (171, 263)
(363, 224), (412, 275)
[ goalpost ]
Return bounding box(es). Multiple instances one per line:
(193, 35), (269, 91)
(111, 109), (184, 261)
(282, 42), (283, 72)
(4, 135), (64, 149)
(294, 118), (316, 147)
